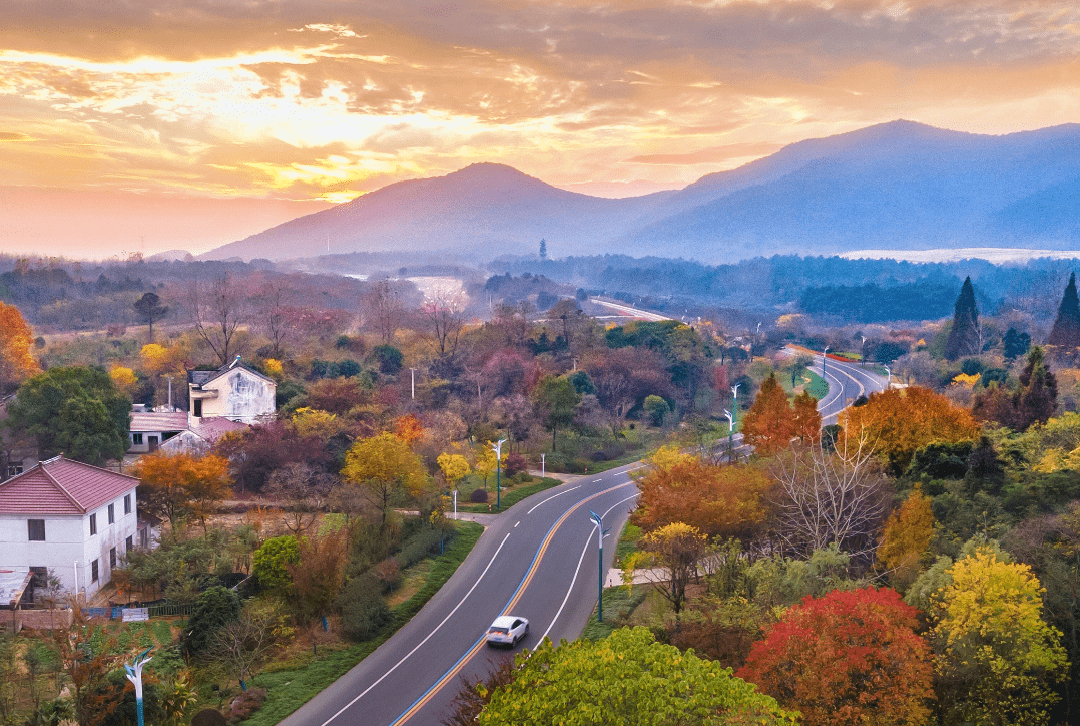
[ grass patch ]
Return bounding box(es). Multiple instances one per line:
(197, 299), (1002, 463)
(385, 560), (432, 609)
(243, 521), (484, 726)
(615, 522), (642, 562)
(580, 585), (650, 641)
(459, 477), (562, 513)
(805, 369), (829, 399)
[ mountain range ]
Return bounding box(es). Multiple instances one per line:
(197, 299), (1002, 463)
(202, 120), (1080, 263)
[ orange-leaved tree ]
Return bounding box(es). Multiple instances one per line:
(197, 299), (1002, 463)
(633, 457), (773, 542)
(133, 451), (232, 531)
(738, 587), (934, 726)
(876, 485), (935, 590)
(840, 386), (980, 475)
(0, 301), (40, 394)
(791, 390), (822, 444)
(741, 373), (795, 456)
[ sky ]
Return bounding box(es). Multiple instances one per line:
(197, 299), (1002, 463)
(2, 0), (1080, 258)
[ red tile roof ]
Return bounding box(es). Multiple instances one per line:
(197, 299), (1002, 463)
(0, 456), (139, 515)
(190, 417), (248, 442)
(130, 411), (188, 432)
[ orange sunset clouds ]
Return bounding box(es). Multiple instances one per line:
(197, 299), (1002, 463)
(2, 0), (1080, 257)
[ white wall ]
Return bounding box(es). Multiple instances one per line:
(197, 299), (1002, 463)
(193, 369), (275, 424)
(0, 486), (139, 599)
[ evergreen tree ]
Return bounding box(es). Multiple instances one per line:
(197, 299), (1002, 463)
(944, 277), (980, 361)
(1003, 327), (1032, 361)
(1048, 273), (1080, 348)
(1015, 346), (1058, 431)
(538, 238), (547, 260)
(133, 292), (169, 343)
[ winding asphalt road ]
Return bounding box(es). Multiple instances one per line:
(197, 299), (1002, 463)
(279, 347), (887, 726)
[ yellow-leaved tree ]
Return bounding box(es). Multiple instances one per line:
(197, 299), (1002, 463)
(109, 365), (139, 395)
(437, 452), (470, 490)
(0, 301), (40, 394)
(932, 549), (1067, 726)
(473, 445), (497, 491)
(876, 485), (934, 590)
(342, 432), (429, 531)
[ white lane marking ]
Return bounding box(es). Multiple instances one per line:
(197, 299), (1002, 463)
(526, 485), (581, 514)
(514, 521), (520, 527)
(593, 478), (602, 482)
(541, 491), (640, 641)
(318, 532), (512, 726)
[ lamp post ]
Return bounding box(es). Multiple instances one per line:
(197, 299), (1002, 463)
(491, 438), (507, 511)
(723, 409), (734, 463)
(823, 346), (830, 377)
(409, 368), (417, 400)
(590, 510), (607, 622)
(730, 384), (740, 428)
(541, 452), (545, 478)
(883, 364), (891, 391)
(124, 647), (153, 726)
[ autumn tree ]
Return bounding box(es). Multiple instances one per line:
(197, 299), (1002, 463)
(363, 278), (408, 344)
(8, 365), (130, 466)
(421, 289), (467, 358)
(436, 452), (470, 490)
(288, 528), (348, 624)
(633, 458), (773, 542)
(51, 617), (123, 726)
(531, 374), (580, 451)
(791, 389), (822, 444)
(0, 301), (40, 394)
(840, 385), (981, 475)
(629, 522), (707, 615)
(134, 452), (232, 530)
(476, 627), (794, 726)
(132, 292), (168, 343)
(341, 432), (429, 531)
(931, 549), (1067, 726)
(473, 444), (497, 491)
(944, 276), (980, 361)
(738, 587), (933, 726)
(206, 612), (275, 692)
(769, 436), (891, 557)
(876, 485), (934, 590)
(741, 373), (794, 456)
(585, 346), (671, 436)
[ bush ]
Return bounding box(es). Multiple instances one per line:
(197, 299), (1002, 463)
(226, 687), (267, 725)
(395, 528), (445, 570)
(470, 488), (489, 503)
(371, 345), (404, 375)
(252, 535), (300, 594)
(183, 586), (240, 657)
(504, 452), (528, 476)
(337, 574), (390, 642)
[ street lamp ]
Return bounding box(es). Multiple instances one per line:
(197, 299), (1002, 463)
(590, 510), (608, 622)
(491, 438), (507, 511)
(125, 647), (153, 726)
(730, 384), (740, 427)
(823, 346), (830, 377)
(409, 368), (417, 400)
(883, 364), (891, 391)
(723, 409), (734, 463)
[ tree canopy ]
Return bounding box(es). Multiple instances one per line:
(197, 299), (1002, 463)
(477, 627), (795, 726)
(0, 301), (40, 395)
(8, 365), (130, 466)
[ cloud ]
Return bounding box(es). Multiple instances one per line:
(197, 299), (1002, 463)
(0, 131), (29, 140)
(627, 142), (785, 165)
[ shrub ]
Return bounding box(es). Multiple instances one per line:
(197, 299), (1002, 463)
(183, 586), (240, 658)
(470, 488), (489, 503)
(225, 687), (267, 725)
(337, 574), (390, 641)
(252, 535), (300, 594)
(504, 452), (528, 476)
(395, 528), (445, 570)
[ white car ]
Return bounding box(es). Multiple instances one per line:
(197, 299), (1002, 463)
(486, 615), (529, 648)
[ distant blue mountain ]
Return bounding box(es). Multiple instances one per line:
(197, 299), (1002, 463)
(202, 120), (1080, 262)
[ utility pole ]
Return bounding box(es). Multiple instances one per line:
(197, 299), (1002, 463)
(492, 438), (507, 511)
(724, 409), (734, 463)
(409, 367), (417, 400)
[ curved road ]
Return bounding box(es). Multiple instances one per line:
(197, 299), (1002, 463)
(280, 347), (887, 726)
(281, 465), (642, 726)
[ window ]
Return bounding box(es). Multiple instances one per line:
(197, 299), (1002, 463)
(126, 535), (133, 552)
(109, 548), (116, 570)
(89, 513), (97, 535)
(27, 519), (45, 541)
(6, 463), (22, 478)
(193, 399), (202, 417)
(131, 433), (144, 445)
(90, 560), (99, 583)
(124, 494), (131, 514)
(108, 503), (115, 524)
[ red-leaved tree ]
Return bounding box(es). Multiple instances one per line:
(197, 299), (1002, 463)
(738, 587), (933, 726)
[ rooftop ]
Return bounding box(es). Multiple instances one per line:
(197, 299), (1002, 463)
(0, 455), (139, 516)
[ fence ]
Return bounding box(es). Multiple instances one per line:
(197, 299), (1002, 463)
(81, 602), (193, 620)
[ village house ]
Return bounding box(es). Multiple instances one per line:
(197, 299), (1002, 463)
(0, 456), (152, 603)
(187, 356), (276, 425)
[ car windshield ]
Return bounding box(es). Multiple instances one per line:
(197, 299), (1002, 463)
(489, 627), (509, 634)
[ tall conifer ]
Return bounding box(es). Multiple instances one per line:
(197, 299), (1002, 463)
(1048, 272), (1080, 348)
(944, 277), (980, 361)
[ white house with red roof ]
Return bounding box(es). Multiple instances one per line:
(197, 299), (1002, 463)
(0, 455), (149, 601)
